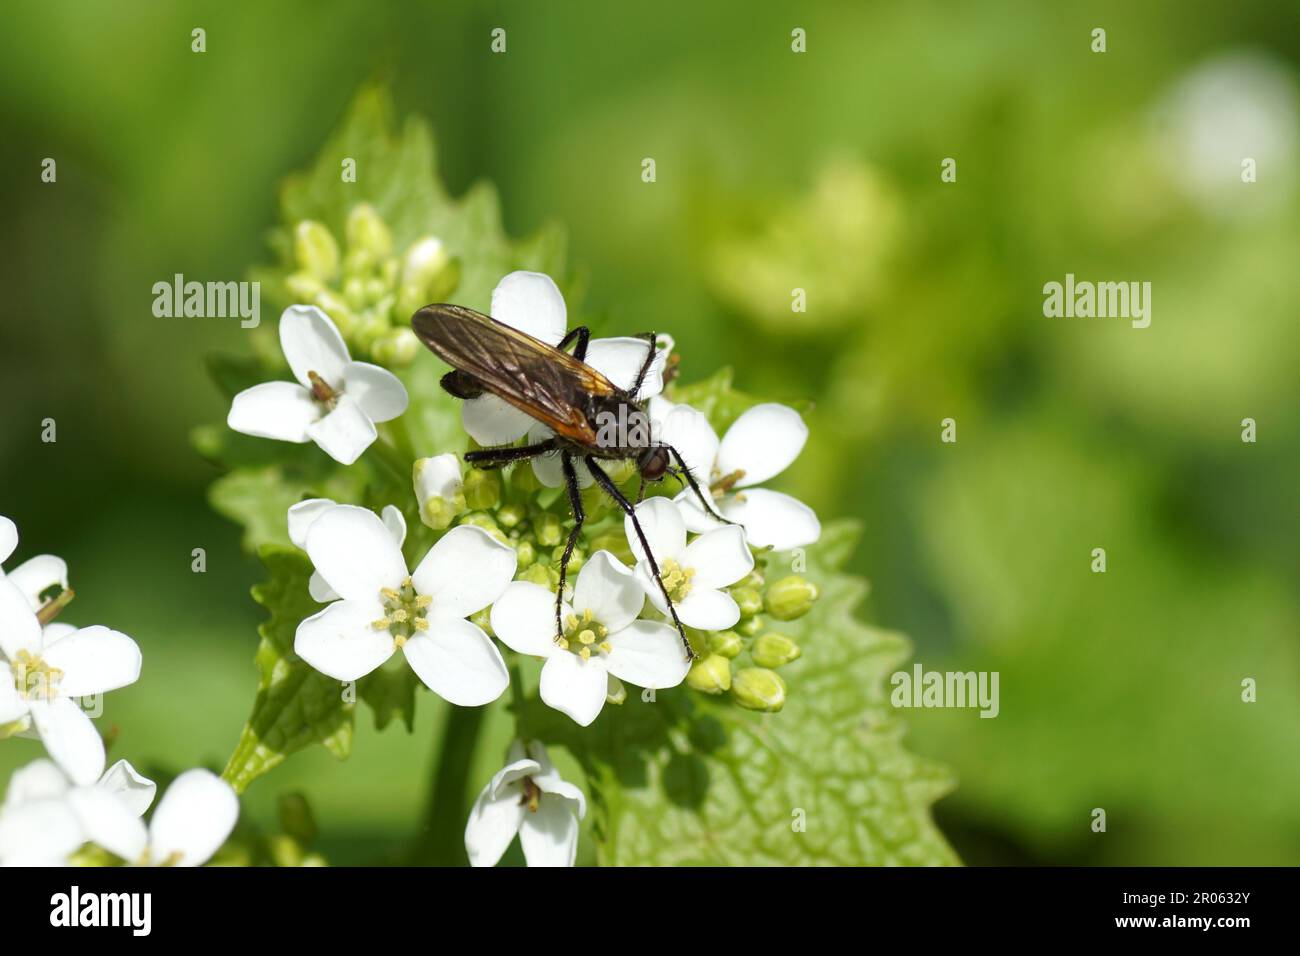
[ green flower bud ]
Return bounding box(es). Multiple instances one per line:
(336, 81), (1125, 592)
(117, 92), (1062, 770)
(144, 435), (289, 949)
(731, 667), (787, 712)
(707, 630), (744, 659)
(515, 540), (536, 566)
(534, 512), (564, 548)
(346, 203), (393, 260)
(469, 606), (494, 637)
(511, 463), (542, 494)
(267, 833), (305, 868)
(343, 275), (367, 310)
(554, 545), (585, 576)
(285, 270), (324, 302)
(463, 468), (501, 510)
(731, 585), (763, 618)
(364, 277), (388, 304)
(352, 312), (391, 354)
(685, 654), (732, 694)
(606, 674), (627, 705)
(313, 290), (356, 335)
(414, 454), (466, 530)
(518, 564), (553, 587)
(588, 532), (634, 566)
(737, 614), (764, 637)
(765, 575), (819, 621)
(459, 511), (507, 543)
(497, 503), (526, 530)
(751, 633), (801, 669)
(278, 792), (317, 844)
(372, 327), (421, 367)
(294, 220), (340, 282)
(396, 237), (452, 316)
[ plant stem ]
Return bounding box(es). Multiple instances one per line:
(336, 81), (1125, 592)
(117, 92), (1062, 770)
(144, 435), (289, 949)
(367, 434), (410, 485)
(410, 703), (484, 865)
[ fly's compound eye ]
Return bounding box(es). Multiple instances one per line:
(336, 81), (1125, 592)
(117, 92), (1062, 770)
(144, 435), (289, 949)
(638, 446), (671, 481)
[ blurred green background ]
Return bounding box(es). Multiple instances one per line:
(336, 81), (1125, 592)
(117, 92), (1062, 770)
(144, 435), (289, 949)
(1, 1), (1297, 865)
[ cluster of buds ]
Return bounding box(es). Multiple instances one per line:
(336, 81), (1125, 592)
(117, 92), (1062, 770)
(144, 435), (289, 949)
(285, 204), (460, 366)
(684, 565), (819, 712)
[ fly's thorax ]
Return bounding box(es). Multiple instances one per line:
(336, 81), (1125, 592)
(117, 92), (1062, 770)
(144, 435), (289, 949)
(589, 396), (652, 456)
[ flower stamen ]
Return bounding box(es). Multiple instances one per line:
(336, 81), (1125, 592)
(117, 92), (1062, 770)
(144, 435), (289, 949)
(660, 558), (695, 602)
(373, 576), (431, 645)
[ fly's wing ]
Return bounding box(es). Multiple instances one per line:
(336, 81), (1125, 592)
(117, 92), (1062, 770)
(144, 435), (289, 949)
(411, 304), (617, 444)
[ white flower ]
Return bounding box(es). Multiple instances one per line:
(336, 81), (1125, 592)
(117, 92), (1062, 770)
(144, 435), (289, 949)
(0, 580), (142, 785)
(288, 498), (406, 603)
(464, 740), (586, 867)
(491, 551), (690, 726)
(655, 400), (820, 550)
(294, 505), (516, 706)
(462, 272), (669, 487)
(624, 497), (755, 632)
(0, 514), (70, 614)
(413, 453), (465, 527)
(0, 757), (156, 866)
(227, 305), (409, 465)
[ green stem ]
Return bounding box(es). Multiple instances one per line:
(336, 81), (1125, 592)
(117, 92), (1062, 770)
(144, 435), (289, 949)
(366, 434), (410, 485)
(410, 704), (485, 865)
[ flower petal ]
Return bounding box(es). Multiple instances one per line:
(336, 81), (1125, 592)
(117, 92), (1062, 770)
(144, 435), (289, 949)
(68, 786), (148, 862)
(0, 578), (42, 659)
(721, 488), (821, 550)
(293, 599), (395, 682)
(27, 697), (105, 785)
(0, 515), (16, 566)
(306, 395), (378, 465)
(412, 525), (518, 620)
(604, 620), (692, 689)
(7, 555), (68, 613)
(681, 525), (754, 590)
(716, 403), (808, 487)
(524, 741), (587, 820)
(147, 769), (238, 867)
(583, 336), (666, 399)
(402, 617), (509, 706)
(673, 586), (741, 632)
(489, 581), (565, 658)
(490, 271), (567, 344)
(0, 798), (84, 866)
(227, 381), (319, 442)
(96, 759), (156, 817)
(538, 653), (607, 727)
(2, 758), (69, 809)
(519, 798), (579, 867)
(341, 361), (409, 423)
(304, 505), (407, 602)
(0, 676), (27, 724)
(461, 394), (536, 446)
(307, 572), (339, 603)
(530, 439), (593, 489)
(464, 778), (526, 868)
(672, 486), (727, 535)
(40, 625), (142, 698)
(287, 498), (336, 550)
(279, 304), (350, 389)
(573, 551), (643, 634)
(625, 496), (686, 565)
(655, 403), (719, 484)
(380, 505), (407, 547)
(414, 454), (463, 506)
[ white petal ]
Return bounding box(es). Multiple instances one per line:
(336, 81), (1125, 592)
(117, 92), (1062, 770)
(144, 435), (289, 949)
(524, 742), (587, 820)
(294, 599), (395, 682)
(489, 756), (542, 800)
(464, 779), (526, 867)
(489, 581), (565, 658)
(461, 394), (536, 446)
(0, 677), (27, 724)
(341, 361), (409, 423)
(147, 769), (238, 867)
(519, 798), (579, 867)
(721, 488), (821, 550)
(39, 622), (77, 647)
(656, 403), (719, 484)
(681, 525), (754, 590)
(0, 798), (84, 866)
(490, 271), (567, 344)
(402, 617), (509, 707)
(227, 381), (319, 442)
(716, 403), (808, 487)
(306, 395), (378, 465)
(538, 653), (608, 727)
(279, 304), (350, 389)
(413, 454), (463, 507)
(304, 505), (407, 602)
(531, 441), (593, 489)
(673, 486), (727, 535)
(380, 505), (407, 547)
(96, 759), (156, 817)
(41, 626), (142, 697)
(625, 496), (686, 565)
(411, 525), (517, 620)
(0, 579), (41, 658)
(2, 758), (69, 809)
(573, 551), (643, 634)
(583, 336), (666, 399)
(27, 697), (105, 785)
(7, 555), (68, 613)
(0, 515), (15, 566)
(286, 498), (336, 550)
(68, 787), (148, 862)
(307, 572), (339, 603)
(674, 587), (740, 632)
(604, 620), (692, 689)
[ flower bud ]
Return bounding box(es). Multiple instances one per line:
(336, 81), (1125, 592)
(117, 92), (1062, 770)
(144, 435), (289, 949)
(372, 327), (420, 367)
(518, 564), (552, 587)
(397, 237), (454, 316)
(685, 654), (732, 694)
(312, 290), (356, 336)
(462, 467), (501, 510)
(737, 614), (764, 637)
(707, 630), (744, 659)
(294, 220), (340, 282)
(606, 674), (627, 705)
(285, 270), (324, 302)
(515, 540), (536, 566)
(588, 533), (634, 566)
(534, 512), (564, 548)
(459, 511), (506, 543)
(750, 632), (801, 668)
(731, 585), (763, 618)
(497, 503), (526, 530)
(267, 833), (305, 868)
(731, 667), (787, 712)
(765, 575), (819, 621)
(346, 203), (394, 260)
(278, 792), (318, 844)
(414, 454), (466, 531)
(343, 275), (368, 310)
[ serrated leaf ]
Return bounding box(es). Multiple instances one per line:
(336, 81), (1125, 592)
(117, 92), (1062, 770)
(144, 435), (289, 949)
(357, 662), (420, 733)
(521, 520), (958, 866)
(222, 547), (355, 793)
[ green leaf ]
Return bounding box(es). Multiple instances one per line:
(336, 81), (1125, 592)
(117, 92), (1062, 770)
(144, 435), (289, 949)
(357, 662), (420, 733)
(521, 520), (958, 866)
(222, 546), (355, 793)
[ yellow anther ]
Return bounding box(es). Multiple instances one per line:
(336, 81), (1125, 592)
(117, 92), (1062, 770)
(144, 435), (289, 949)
(415, 595), (432, 609)
(380, 587), (401, 603)
(579, 646), (591, 661)
(372, 618), (390, 630)
(599, 641), (613, 655)
(401, 577), (413, 589)
(413, 618), (429, 631)
(393, 635), (407, 648)
(565, 614), (580, 631)
(557, 637), (570, 650)
(391, 609), (409, 623)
